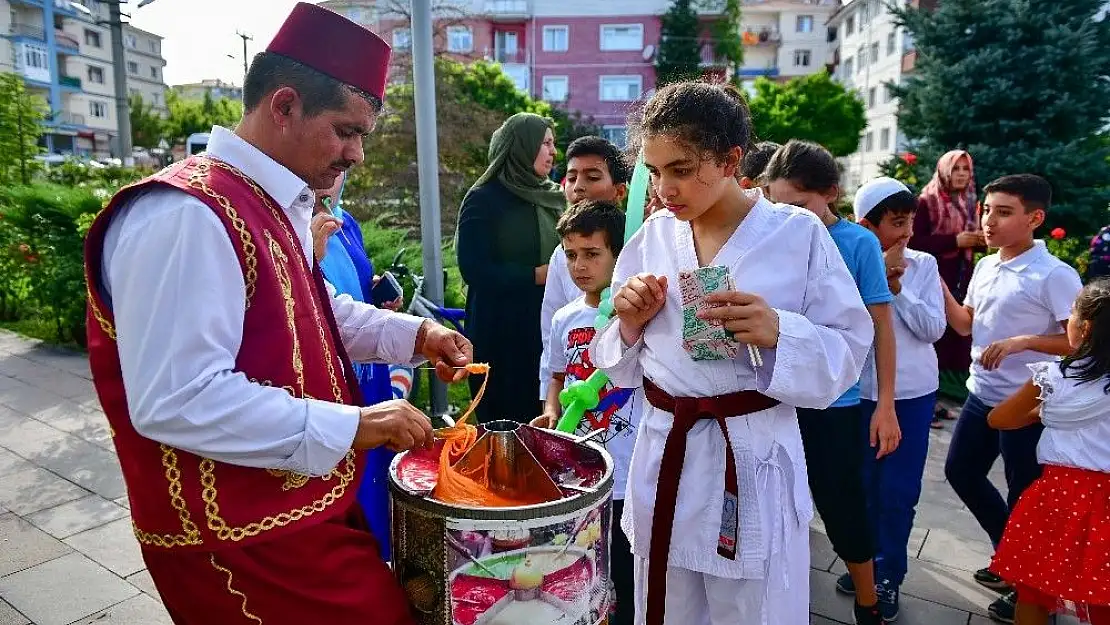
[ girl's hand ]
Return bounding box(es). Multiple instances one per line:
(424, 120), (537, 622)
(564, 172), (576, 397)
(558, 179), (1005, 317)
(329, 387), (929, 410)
(310, 213), (342, 263)
(699, 291), (781, 348)
(614, 273), (668, 345)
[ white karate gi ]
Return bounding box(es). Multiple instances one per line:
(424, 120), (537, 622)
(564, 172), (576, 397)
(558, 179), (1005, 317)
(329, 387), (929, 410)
(590, 195), (874, 625)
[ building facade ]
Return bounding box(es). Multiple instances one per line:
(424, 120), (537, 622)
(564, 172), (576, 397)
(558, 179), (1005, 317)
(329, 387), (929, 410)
(1, 0), (167, 158)
(322, 0), (834, 146)
(123, 24), (168, 114)
(173, 78), (244, 102)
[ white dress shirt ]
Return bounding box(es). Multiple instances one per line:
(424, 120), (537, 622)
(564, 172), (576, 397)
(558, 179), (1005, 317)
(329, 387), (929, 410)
(98, 126), (426, 477)
(860, 248), (946, 401)
(965, 241), (1083, 405)
(590, 198), (873, 580)
(538, 244), (583, 398)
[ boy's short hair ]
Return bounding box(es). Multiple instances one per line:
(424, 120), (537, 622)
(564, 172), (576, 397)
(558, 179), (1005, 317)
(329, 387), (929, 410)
(566, 136), (633, 184)
(983, 174), (1052, 213)
(853, 177), (917, 224)
(556, 200), (626, 256)
(740, 141), (781, 182)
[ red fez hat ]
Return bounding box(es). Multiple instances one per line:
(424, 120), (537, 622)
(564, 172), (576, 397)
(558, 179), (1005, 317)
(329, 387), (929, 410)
(266, 2), (392, 101)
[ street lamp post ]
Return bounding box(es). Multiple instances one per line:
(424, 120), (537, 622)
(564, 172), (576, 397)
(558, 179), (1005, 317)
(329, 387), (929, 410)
(106, 0), (132, 164)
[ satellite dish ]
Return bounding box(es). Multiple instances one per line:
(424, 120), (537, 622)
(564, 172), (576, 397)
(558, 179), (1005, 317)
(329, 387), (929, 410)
(642, 44), (656, 61)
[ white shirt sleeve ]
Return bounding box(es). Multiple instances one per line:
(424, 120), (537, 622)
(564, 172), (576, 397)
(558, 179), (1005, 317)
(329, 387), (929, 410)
(103, 189), (360, 477)
(1042, 265), (1084, 323)
(893, 255), (947, 344)
(754, 225), (874, 409)
(539, 246), (573, 399)
(326, 284), (426, 365)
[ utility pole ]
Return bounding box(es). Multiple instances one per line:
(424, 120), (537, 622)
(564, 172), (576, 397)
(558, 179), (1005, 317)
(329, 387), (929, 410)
(236, 31), (252, 82)
(107, 0), (133, 164)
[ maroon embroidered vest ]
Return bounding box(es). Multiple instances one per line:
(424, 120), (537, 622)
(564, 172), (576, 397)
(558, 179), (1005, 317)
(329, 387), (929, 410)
(84, 156), (365, 550)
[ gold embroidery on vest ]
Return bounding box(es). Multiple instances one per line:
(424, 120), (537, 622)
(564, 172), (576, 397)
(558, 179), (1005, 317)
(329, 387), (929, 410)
(209, 553), (264, 625)
(187, 160), (258, 308)
(132, 444), (203, 547)
(87, 284), (116, 340)
(265, 469), (312, 491)
(199, 451), (358, 542)
(263, 231), (305, 395)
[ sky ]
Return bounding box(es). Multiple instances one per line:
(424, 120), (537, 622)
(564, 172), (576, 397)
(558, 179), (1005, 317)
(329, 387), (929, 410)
(128, 0), (322, 87)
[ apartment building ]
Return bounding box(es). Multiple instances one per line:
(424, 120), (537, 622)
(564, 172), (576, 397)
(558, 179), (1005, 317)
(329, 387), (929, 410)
(174, 78), (244, 102)
(323, 0), (833, 146)
(123, 24), (168, 114)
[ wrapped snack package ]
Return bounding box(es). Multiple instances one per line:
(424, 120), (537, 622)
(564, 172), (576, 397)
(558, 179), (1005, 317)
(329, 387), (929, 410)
(678, 265), (740, 361)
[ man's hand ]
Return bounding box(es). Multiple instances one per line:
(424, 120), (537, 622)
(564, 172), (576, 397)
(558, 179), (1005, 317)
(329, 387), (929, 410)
(614, 273), (668, 345)
(870, 403), (902, 459)
(415, 320), (474, 382)
(530, 412), (557, 429)
(957, 231), (985, 249)
(353, 399), (434, 452)
(980, 336), (1028, 371)
(535, 264), (549, 286)
(883, 239), (907, 273)
(371, 276), (404, 311)
(699, 291), (781, 348)
(310, 213), (342, 263)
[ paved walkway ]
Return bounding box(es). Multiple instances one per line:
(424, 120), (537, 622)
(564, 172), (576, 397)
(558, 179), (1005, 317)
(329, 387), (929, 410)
(0, 329), (1071, 624)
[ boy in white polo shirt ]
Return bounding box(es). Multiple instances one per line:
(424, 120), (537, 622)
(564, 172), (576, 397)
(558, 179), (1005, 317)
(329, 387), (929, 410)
(939, 174), (1082, 622)
(835, 178), (947, 621)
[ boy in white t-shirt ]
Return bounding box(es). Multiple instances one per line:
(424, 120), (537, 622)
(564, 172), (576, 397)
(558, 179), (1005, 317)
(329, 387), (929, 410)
(939, 174), (1083, 622)
(531, 199), (641, 625)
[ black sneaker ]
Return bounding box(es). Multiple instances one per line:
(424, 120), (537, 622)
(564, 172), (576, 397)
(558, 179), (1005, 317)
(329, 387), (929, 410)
(854, 602), (886, 625)
(876, 580), (900, 622)
(973, 568), (1011, 592)
(987, 591), (1016, 623)
(836, 573), (856, 595)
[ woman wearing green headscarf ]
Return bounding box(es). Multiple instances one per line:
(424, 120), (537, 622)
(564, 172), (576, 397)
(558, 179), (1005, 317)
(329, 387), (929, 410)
(456, 112), (563, 423)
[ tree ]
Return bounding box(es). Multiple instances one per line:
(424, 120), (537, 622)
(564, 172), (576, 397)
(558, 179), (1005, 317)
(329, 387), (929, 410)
(0, 73), (46, 185)
(891, 0), (1110, 234)
(703, 0), (743, 71)
(656, 0), (703, 86)
(163, 89), (243, 144)
(129, 94), (164, 149)
(747, 71), (867, 157)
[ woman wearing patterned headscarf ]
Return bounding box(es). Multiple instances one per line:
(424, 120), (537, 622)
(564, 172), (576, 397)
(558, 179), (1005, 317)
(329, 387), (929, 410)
(910, 150), (985, 420)
(456, 113), (562, 423)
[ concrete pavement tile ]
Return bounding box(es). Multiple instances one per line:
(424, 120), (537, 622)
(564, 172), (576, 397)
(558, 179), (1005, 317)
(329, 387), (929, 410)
(810, 568), (855, 624)
(0, 513), (72, 577)
(810, 616), (846, 625)
(25, 495), (129, 539)
(917, 528), (995, 574)
(68, 594), (172, 625)
(0, 418), (70, 460)
(124, 570), (161, 602)
(0, 467), (90, 515)
(64, 518), (144, 578)
(28, 435), (126, 500)
(0, 448), (32, 478)
(0, 599), (30, 625)
(900, 558), (1000, 617)
(0, 552), (138, 625)
(914, 500), (990, 543)
(810, 529), (838, 572)
(891, 592), (973, 625)
(908, 526), (928, 558)
(112, 496), (130, 510)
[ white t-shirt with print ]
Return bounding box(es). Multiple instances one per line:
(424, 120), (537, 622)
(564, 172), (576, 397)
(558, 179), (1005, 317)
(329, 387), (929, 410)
(1029, 359), (1110, 472)
(547, 297), (641, 500)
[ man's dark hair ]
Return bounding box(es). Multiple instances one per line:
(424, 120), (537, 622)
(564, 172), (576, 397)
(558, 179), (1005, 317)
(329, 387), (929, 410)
(565, 136), (633, 184)
(862, 191), (917, 225)
(740, 141), (780, 182)
(983, 174), (1053, 213)
(243, 52), (383, 116)
(556, 199), (626, 256)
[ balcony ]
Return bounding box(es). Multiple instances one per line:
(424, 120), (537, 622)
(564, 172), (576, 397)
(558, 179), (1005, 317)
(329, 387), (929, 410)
(736, 66), (780, 78)
(487, 47), (528, 65)
(46, 111), (86, 127)
(10, 23), (46, 41)
(484, 0), (529, 20)
(699, 43), (730, 67)
(59, 75), (81, 90)
(55, 29), (80, 52)
(741, 29), (781, 47)
(10, 0), (45, 7)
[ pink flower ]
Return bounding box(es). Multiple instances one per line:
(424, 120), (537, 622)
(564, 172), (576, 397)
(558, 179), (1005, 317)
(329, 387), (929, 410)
(1050, 227), (1066, 240)
(901, 152), (918, 166)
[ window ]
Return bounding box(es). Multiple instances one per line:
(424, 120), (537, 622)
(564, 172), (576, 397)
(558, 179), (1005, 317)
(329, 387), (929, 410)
(600, 24), (643, 51)
(148, 39), (159, 55)
(887, 31), (896, 55)
(861, 1), (871, 22)
(152, 91), (160, 105)
(24, 45), (48, 70)
(884, 84), (894, 102)
(87, 65), (104, 84)
(543, 25), (569, 52)
(864, 131), (874, 152)
(870, 42), (879, 63)
(846, 16), (855, 36)
(127, 61), (138, 75)
(796, 15), (814, 33)
(125, 34), (137, 48)
(392, 28), (411, 49)
(601, 125), (628, 148)
(542, 75), (568, 102)
(794, 49), (811, 67)
(150, 66), (159, 80)
(89, 100), (108, 119)
(880, 127), (891, 150)
(84, 29), (101, 47)
(599, 75), (642, 101)
(446, 26), (472, 52)
(843, 57), (853, 78)
(868, 87), (876, 107)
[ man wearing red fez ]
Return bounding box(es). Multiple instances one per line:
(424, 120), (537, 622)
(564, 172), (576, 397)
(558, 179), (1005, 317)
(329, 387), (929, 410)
(82, 4), (460, 623)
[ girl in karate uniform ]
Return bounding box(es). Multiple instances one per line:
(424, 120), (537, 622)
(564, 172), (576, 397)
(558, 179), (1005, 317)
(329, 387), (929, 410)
(589, 80), (875, 625)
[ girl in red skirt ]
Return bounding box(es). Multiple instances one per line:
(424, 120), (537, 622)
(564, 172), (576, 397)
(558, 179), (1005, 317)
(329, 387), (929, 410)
(987, 278), (1110, 624)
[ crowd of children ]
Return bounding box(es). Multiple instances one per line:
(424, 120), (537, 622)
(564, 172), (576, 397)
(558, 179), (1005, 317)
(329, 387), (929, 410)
(522, 79), (1108, 625)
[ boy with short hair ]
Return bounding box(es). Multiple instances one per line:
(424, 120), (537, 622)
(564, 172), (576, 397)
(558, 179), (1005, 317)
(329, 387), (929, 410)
(835, 177), (947, 620)
(738, 141), (780, 190)
(532, 199), (641, 625)
(540, 136), (632, 399)
(940, 174), (1083, 622)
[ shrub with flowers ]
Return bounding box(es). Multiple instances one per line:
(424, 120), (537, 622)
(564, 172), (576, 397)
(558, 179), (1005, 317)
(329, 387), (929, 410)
(878, 151), (927, 193)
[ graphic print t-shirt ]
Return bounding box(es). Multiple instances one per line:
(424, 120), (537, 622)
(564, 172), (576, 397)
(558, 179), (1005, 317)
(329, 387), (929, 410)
(547, 297), (640, 499)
